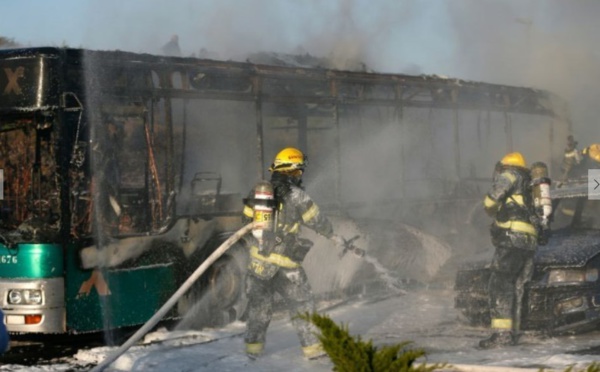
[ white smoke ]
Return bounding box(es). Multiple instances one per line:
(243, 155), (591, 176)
(439, 1), (599, 143)
(6, 1), (598, 142)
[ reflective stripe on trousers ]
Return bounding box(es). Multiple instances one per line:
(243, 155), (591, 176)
(491, 318), (512, 330)
(246, 342), (264, 355)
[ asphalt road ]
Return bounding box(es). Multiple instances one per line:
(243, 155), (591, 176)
(3, 289), (600, 371)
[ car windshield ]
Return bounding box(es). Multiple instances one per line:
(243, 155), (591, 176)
(580, 199), (600, 229)
(552, 198), (600, 230)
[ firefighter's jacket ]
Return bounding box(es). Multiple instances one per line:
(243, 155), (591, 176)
(483, 165), (538, 241)
(243, 173), (333, 279)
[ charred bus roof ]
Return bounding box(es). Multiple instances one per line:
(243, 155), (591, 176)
(0, 46), (568, 119)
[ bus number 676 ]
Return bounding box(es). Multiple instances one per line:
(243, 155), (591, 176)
(0, 255), (17, 264)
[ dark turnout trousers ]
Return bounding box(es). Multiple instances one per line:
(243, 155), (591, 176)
(244, 267), (320, 355)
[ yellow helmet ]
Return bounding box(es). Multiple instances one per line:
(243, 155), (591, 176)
(269, 147), (307, 173)
(500, 152), (526, 168)
(583, 144), (600, 163)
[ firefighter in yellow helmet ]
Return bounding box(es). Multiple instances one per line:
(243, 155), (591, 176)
(559, 136), (600, 183)
(582, 144), (600, 166)
(242, 147), (343, 360)
(480, 152), (539, 348)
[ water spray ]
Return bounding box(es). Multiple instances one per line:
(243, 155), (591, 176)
(89, 222), (255, 372)
(338, 235), (405, 294)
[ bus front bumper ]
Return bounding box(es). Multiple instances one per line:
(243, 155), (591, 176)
(1, 277), (66, 334)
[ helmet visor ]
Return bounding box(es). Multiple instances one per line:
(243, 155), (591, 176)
(269, 154), (308, 173)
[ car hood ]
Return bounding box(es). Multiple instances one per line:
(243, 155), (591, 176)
(535, 229), (600, 268)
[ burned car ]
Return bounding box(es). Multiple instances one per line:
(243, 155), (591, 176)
(455, 178), (600, 335)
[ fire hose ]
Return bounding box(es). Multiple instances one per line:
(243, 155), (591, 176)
(90, 222), (255, 372)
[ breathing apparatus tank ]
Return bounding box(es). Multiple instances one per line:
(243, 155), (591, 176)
(530, 162), (552, 244)
(246, 180), (277, 252)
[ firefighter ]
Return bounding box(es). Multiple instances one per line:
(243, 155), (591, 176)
(480, 152), (539, 348)
(242, 147), (343, 360)
(559, 135), (581, 183)
(582, 143), (600, 168)
(559, 136), (600, 183)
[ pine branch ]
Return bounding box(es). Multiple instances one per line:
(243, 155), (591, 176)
(298, 312), (444, 372)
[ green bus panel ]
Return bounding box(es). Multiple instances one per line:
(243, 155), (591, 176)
(65, 245), (177, 332)
(0, 244), (63, 279)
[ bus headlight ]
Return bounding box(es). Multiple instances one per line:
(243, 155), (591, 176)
(26, 290), (43, 304)
(7, 289), (43, 305)
(8, 290), (22, 304)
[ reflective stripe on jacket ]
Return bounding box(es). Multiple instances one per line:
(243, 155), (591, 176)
(249, 245), (301, 269)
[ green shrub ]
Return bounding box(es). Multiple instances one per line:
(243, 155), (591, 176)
(557, 363), (600, 372)
(300, 311), (600, 372)
(299, 312), (444, 372)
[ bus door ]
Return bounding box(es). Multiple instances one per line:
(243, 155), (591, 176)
(94, 105), (153, 236)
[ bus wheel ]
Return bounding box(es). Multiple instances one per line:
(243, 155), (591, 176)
(207, 254), (243, 310)
(180, 246), (247, 329)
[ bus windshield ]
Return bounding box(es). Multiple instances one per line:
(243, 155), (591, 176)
(0, 115), (60, 239)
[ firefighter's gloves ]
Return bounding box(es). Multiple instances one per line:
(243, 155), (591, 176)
(483, 195), (499, 217)
(330, 234), (345, 249)
(333, 234), (364, 258)
(537, 228), (549, 246)
(484, 205), (499, 218)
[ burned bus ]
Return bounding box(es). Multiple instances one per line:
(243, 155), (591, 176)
(0, 47), (570, 335)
